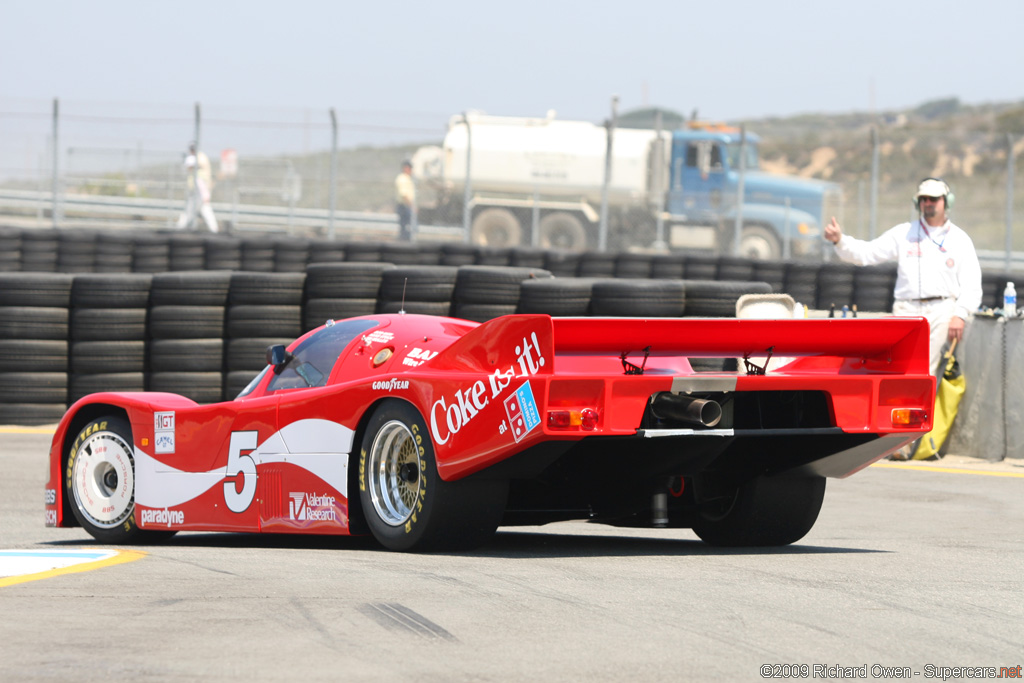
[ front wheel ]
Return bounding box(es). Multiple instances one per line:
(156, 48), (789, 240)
(65, 415), (175, 543)
(737, 224), (782, 260)
(692, 475), (825, 547)
(357, 400), (507, 552)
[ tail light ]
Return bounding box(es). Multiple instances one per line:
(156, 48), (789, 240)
(891, 408), (928, 427)
(547, 408), (599, 431)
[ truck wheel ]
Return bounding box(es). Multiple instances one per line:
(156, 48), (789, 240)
(692, 475), (825, 546)
(471, 208), (522, 247)
(65, 415), (176, 544)
(357, 399), (507, 552)
(738, 225), (781, 260)
(539, 212), (587, 250)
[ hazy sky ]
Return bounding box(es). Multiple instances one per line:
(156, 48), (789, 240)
(2, 0), (1022, 157)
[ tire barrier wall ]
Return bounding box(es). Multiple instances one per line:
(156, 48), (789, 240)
(0, 226), (1019, 424)
(0, 226), (1017, 309)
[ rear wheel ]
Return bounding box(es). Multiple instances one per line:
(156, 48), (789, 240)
(471, 208), (522, 247)
(539, 212), (587, 250)
(692, 475), (825, 546)
(65, 416), (176, 543)
(357, 400), (507, 551)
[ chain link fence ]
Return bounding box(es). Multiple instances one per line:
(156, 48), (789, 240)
(1, 97), (1020, 265)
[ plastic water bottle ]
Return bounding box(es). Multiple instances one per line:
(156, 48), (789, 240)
(1004, 282), (1017, 317)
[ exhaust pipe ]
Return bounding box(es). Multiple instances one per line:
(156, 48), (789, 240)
(651, 392), (722, 427)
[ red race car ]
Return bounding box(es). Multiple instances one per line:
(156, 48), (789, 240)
(45, 313), (934, 551)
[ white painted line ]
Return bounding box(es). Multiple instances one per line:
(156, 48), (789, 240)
(0, 549), (146, 587)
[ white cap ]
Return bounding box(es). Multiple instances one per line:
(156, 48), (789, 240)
(915, 178), (949, 199)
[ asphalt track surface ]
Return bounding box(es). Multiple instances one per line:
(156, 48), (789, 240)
(2, 428), (1022, 682)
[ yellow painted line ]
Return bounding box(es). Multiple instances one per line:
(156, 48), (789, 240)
(0, 426), (56, 435)
(0, 549), (146, 588)
(871, 462), (1024, 478)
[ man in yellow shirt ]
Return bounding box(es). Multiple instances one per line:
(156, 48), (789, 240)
(394, 160), (415, 241)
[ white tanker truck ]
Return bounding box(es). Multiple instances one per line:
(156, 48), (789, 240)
(412, 111), (837, 258)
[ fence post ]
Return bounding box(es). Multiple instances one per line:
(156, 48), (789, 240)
(870, 126), (879, 239)
(598, 95), (618, 252)
(188, 102), (201, 229)
(732, 125), (747, 256)
(1007, 133), (1016, 272)
(653, 110), (667, 251)
(461, 112), (472, 244)
(531, 187), (540, 247)
(51, 98), (59, 228)
(328, 108), (337, 240)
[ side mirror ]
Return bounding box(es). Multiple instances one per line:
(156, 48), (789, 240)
(266, 344), (292, 373)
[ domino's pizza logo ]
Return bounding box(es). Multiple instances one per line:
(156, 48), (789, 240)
(504, 381), (540, 443)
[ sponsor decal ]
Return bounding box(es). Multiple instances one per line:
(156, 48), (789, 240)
(363, 331), (394, 345)
(289, 492), (338, 522)
(154, 411), (175, 454)
(430, 331), (545, 445)
(372, 378), (410, 392)
(504, 381), (541, 443)
(45, 509), (57, 526)
(140, 507), (185, 527)
(44, 488), (57, 505)
(402, 347), (438, 368)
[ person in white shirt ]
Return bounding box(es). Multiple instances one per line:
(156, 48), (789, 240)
(176, 142), (219, 233)
(824, 178), (982, 377)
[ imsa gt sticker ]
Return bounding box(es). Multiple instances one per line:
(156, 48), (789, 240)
(154, 411), (175, 454)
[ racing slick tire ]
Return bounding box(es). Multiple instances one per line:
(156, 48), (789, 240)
(357, 399), (507, 552)
(65, 416), (176, 543)
(692, 475), (825, 547)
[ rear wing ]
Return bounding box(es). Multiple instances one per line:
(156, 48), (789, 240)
(550, 317), (931, 375)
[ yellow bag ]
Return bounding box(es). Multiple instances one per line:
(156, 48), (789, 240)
(913, 342), (965, 460)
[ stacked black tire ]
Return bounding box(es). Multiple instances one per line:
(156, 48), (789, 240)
(376, 266), (458, 316)
(783, 262), (821, 308)
(451, 266), (553, 322)
(168, 234), (207, 271)
(302, 263), (394, 332)
(273, 238), (311, 272)
(683, 280), (773, 317)
(57, 231), (97, 273)
(517, 278), (595, 316)
(0, 273), (72, 425)
(21, 230), (60, 272)
(147, 272), (231, 404)
(307, 239), (347, 264)
(96, 233), (134, 272)
(205, 236), (243, 270)
(68, 274), (151, 404)
(816, 262), (857, 312)
(240, 238), (276, 272)
(225, 272), (305, 399)
(590, 279), (686, 317)
(132, 234), (171, 273)
(0, 227), (22, 272)
(853, 264), (897, 312)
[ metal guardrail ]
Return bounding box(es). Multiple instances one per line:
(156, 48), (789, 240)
(0, 189), (464, 240)
(1, 189), (1021, 270)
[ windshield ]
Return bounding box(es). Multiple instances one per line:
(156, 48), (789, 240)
(725, 142), (759, 171)
(266, 318), (379, 392)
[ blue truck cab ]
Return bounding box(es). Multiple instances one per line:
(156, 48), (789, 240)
(667, 124), (837, 259)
